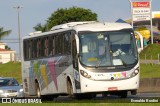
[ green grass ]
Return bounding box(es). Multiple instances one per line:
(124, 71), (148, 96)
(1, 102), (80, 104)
(0, 103), (159, 106)
(140, 64), (160, 79)
(0, 62), (22, 83)
(139, 44), (160, 60)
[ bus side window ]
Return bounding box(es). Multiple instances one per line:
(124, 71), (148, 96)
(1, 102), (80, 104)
(55, 35), (58, 55)
(59, 33), (65, 55)
(41, 38), (45, 57)
(32, 39), (36, 58)
(64, 32), (71, 54)
(45, 37), (49, 57)
(48, 35), (54, 56)
(23, 40), (28, 60)
(28, 40), (31, 59)
(37, 39), (40, 58)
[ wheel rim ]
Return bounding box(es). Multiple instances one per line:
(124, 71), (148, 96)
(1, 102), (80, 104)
(37, 87), (41, 98)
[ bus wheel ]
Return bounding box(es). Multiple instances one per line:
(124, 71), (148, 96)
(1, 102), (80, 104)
(119, 91), (127, 98)
(67, 80), (73, 97)
(35, 82), (41, 98)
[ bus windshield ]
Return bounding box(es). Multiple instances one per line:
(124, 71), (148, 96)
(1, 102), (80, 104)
(79, 31), (138, 68)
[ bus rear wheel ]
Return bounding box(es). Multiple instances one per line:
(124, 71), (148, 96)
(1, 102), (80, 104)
(35, 82), (41, 98)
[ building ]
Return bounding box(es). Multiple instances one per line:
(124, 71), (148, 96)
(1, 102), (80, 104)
(0, 42), (16, 64)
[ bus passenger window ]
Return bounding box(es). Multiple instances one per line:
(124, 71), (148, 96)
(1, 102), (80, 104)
(45, 37), (49, 57)
(48, 36), (54, 56)
(41, 39), (45, 57)
(52, 36), (55, 56)
(37, 39), (40, 58)
(32, 39), (36, 58)
(28, 40), (32, 59)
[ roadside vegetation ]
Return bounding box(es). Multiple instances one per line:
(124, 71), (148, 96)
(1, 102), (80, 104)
(0, 62), (22, 83)
(139, 44), (160, 60)
(140, 64), (160, 79)
(139, 43), (160, 79)
(0, 103), (160, 106)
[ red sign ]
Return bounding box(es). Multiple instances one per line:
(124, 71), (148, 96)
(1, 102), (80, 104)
(133, 2), (150, 8)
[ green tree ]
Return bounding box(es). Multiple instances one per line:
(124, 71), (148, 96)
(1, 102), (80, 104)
(34, 7), (97, 32)
(0, 27), (12, 40)
(5, 45), (11, 50)
(33, 23), (48, 32)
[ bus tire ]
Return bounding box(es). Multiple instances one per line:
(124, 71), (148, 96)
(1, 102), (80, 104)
(67, 80), (73, 97)
(119, 91), (127, 98)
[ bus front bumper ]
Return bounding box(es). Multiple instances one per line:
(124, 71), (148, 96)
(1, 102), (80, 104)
(80, 73), (139, 93)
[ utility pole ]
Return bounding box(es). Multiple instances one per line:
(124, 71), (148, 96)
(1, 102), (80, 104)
(13, 6), (23, 60)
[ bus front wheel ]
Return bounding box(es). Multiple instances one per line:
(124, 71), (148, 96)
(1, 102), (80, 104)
(67, 80), (73, 97)
(119, 91), (128, 98)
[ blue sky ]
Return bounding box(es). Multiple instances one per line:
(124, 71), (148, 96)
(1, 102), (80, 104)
(0, 0), (160, 54)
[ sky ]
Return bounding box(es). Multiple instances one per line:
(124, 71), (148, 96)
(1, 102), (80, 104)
(0, 0), (160, 55)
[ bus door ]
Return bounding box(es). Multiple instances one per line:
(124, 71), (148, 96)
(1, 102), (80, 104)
(72, 35), (81, 93)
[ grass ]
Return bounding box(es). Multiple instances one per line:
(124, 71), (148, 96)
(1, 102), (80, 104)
(139, 44), (160, 60)
(140, 64), (160, 79)
(0, 62), (22, 83)
(0, 103), (160, 106)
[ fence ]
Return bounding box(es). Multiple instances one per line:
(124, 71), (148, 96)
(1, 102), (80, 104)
(140, 53), (160, 64)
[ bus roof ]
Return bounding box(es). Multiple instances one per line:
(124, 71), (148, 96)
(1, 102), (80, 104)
(23, 22), (132, 39)
(72, 22), (132, 32)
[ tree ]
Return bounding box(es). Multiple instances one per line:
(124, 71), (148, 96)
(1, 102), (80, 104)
(5, 45), (11, 50)
(33, 23), (48, 32)
(0, 27), (12, 40)
(34, 7), (97, 32)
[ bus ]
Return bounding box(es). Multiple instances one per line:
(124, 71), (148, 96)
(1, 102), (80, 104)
(22, 21), (139, 99)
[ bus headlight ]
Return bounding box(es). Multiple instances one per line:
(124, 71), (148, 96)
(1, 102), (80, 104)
(80, 70), (91, 79)
(131, 68), (139, 77)
(134, 70), (139, 74)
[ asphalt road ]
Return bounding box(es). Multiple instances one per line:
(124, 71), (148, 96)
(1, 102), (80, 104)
(50, 93), (160, 103)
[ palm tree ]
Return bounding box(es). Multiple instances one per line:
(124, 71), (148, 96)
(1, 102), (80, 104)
(33, 23), (48, 32)
(0, 27), (12, 40)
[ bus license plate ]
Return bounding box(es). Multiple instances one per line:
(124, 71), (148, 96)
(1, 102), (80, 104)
(108, 87), (118, 91)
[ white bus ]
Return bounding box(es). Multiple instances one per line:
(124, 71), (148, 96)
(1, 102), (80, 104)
(22, 21), (139, 99)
